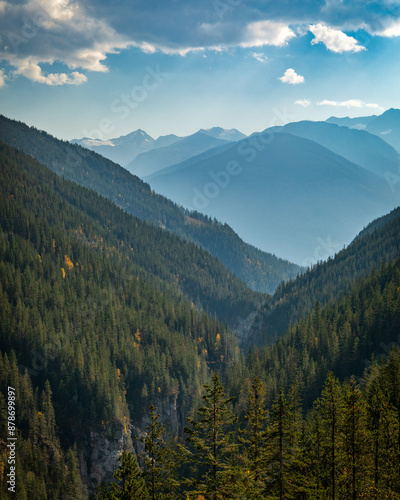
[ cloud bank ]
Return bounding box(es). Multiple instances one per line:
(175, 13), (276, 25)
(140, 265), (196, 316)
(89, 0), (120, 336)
(0, 0), (399, 85)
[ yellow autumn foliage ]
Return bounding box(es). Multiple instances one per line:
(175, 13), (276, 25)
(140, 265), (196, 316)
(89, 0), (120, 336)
(64, 255), (74, 270)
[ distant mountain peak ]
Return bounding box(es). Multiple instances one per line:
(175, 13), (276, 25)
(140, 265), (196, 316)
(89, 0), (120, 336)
(198, 127), (247, 142)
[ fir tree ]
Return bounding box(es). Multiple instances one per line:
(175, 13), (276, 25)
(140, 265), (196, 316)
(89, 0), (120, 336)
(316, 372), (343, 500)
(239, 377), (268, 498)
(110, 451), (148, 500)
(264, 387), (304, 500)
(180, 372), (238, 499)
(140, 404), (179, 499)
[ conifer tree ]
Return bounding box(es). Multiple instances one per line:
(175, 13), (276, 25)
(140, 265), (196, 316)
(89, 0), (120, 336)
(316, 372), (343, 500)
(264, 387), (304, 500)
(109, 451), (148, 500)
(339, 378), (370, 499)
(239, 377), (268, 498)
(140, 404), (179, 499)
(180, 372), (238, 499)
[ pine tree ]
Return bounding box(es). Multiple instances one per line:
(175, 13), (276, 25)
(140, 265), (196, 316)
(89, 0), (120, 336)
(180, 372), (238, 499)
(264, 387), (304, 500)
(316, 372), (343, 500)
(338, 378), (371, 499)
(140, 404), (179, 499)
(109, 451), (148, 500)
(239, 377), (268, 498)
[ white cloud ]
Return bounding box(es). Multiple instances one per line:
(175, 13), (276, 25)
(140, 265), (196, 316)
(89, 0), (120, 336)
(371, 20), (400, 37)
(0, 0), (132, 85)
(241, 20), (296, 48)
(126, 20), (296, 56)
(15, 61), (87, 85)
(317, 99), (383, 110)
(310, 24), (366, 53)
(279, 68), (305, 85)
(0, 69), (5, 87)
(250, 52), (269, 63)
(296, 99), (311, 107)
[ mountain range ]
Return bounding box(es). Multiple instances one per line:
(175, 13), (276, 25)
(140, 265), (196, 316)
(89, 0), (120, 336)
(72, 126), (246, 176)
(326, 107), (400, 152)
(147, 130), (398, 263)
(0, 115), (300, 294)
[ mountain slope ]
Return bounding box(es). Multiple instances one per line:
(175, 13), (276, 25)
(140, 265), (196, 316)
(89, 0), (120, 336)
(326, 108), (400, 153)
(266, 120), (399, 177)
(245, 256), (400, 409)
(0, 141), (247, 488)
(248, 206), (400, 347)
(147, 132), (398, 264)
(125, 132), (231, 177)
(0, 114), (301, 294)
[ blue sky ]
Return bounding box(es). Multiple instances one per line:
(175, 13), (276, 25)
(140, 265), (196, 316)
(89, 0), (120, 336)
(1, 0), (400, 140)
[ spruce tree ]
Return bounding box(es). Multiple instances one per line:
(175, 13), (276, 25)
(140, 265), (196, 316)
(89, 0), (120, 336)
(140, 404), (179, 499)
(109, 451), (148, 500)
(316, 372), (343, 500)
(180, 372), (238, 499)
(339, 378), (370, 499)
(239, 377), (268, 498)
(264, 387), (304, 500)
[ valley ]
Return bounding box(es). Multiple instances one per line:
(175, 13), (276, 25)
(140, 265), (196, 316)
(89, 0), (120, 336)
(0, 109), (400, 498)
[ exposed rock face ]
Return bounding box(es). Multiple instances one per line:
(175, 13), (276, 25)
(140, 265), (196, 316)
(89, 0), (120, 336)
(80, 395), (183, 495)
(80, 423), (134, 495)
(233, 310), (259, 345)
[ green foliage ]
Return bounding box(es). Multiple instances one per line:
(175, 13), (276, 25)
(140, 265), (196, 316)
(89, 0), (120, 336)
(140, 405), (179, 499)
(0, 353), (86, 499)
(238, 378), (268, 498)
(180, 372), (238, 499)
(246, 257), (400, 408)
(255, 206), (400, 346)
(263, 387), (305, 500)
(100, 451), (148, 500)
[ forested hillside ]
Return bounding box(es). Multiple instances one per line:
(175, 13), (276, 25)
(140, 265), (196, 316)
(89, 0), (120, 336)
(249, 206), (400, 346)
(96, 350), (400, 499)
(243, 258), (400, 408)
(0, 115), (300, 293)
(0, 142), (246, 495)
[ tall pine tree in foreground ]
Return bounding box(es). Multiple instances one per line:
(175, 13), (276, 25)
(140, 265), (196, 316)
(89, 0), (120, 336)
(140, 404), (179, 499)
(180, 372), (238, 499)
(239, 377), (268, 499)
(264, 387), (305, 500)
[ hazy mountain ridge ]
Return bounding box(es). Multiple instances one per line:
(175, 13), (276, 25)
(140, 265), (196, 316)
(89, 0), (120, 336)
(248, 205), (400, 347)
(0, 114), (300, 293)
(147, 131), (398, 263)
(266, 120), (400, 178)
(71, 129), (155, 166)
(326, 108), (400, 152)
(71, 126), (246, 170)
(125, 132), (232, 177)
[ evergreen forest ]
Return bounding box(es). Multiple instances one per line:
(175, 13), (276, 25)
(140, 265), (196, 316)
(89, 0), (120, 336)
(0, 119), (400, 499)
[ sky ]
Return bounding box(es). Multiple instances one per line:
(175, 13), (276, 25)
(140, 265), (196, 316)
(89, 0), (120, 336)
(1, 0), (400, 141)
